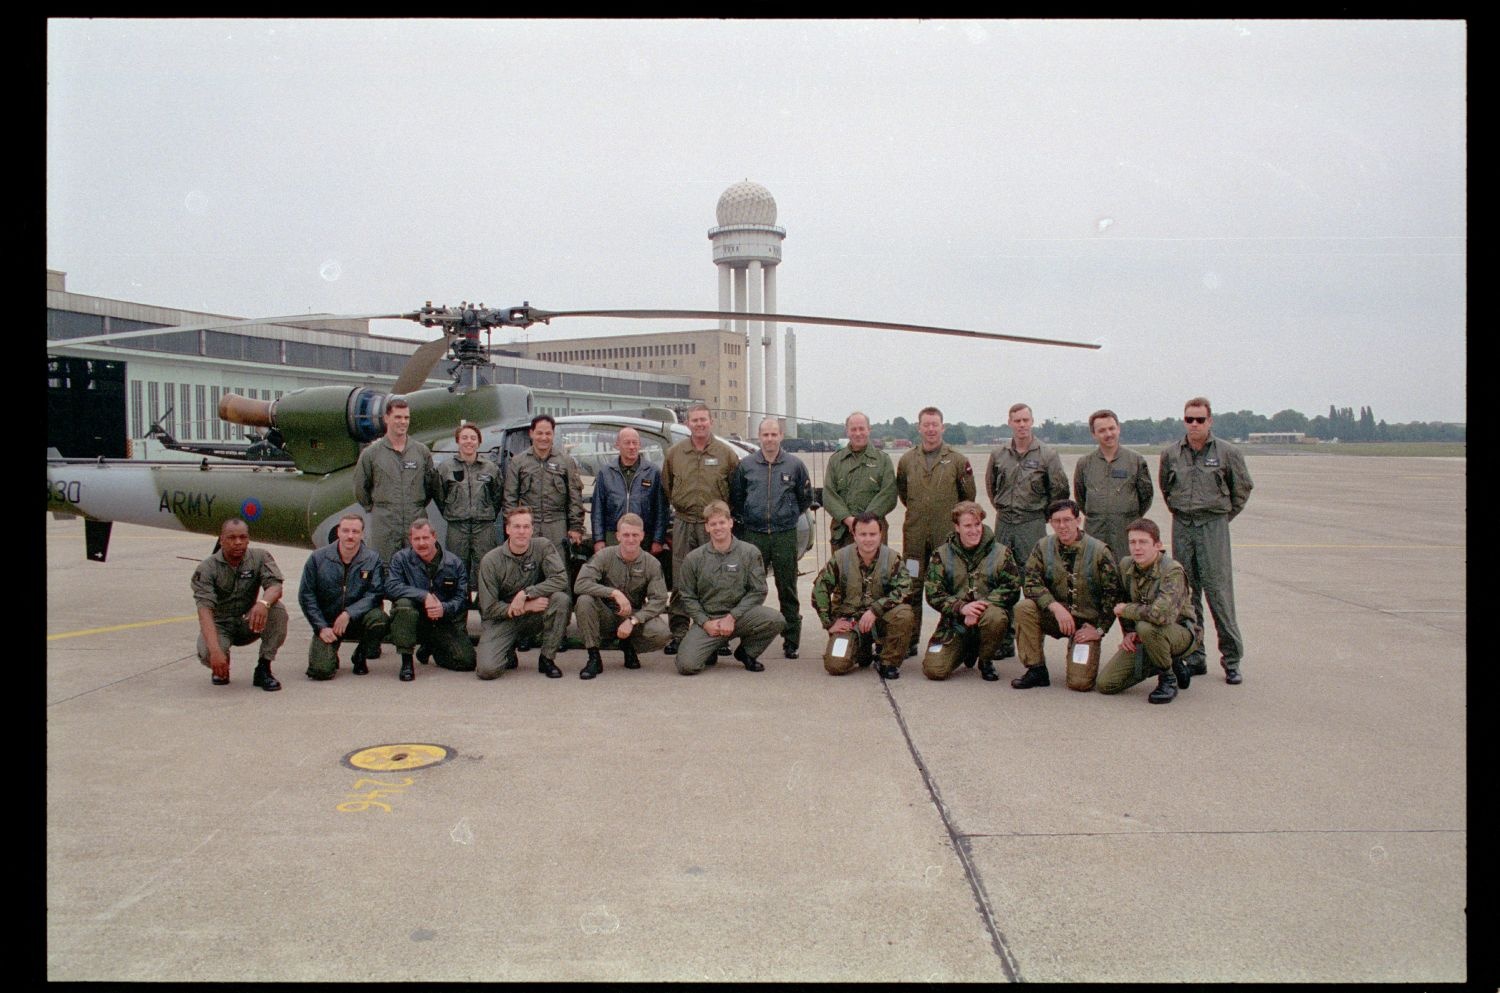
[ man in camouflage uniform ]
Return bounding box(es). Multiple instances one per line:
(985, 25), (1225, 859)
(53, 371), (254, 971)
(476, 505), (572, 680)
(897, 406), (977, 658)
(922, 501), (1021, 681)
(574, 513), (670, 679)
(191, 517), (288, 691)
(297, 513), (388, 680)
(985, 402), (1070, 659)
(673, 501), (784, 676)
(1072, 408), (1154, 563)
(1099, 517), (1201, 704)
(353, 396), (441, 565)
(503, 413), (585, 589)
(822, 411), (897, 551)
(811, 512), (914, 679)
(662, 402), (741, 652)
(1159, 396), (1254, 684)
(437, 423), (503, 594)
(387, 518), (475, 681)
(1011, 499), (1121, 689)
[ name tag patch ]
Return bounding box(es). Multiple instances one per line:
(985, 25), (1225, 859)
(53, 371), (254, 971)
(402, 461), (418, 470)
(1110, 468), (1129, 478)
(1204, 458), (1221, 467)
(705, 458), (720, 466)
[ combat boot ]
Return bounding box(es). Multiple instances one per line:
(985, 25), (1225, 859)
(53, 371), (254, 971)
(1010, 664), (1050, 689)
(1225, 664), (1243, 685)
(733, 645), (765, 672)
(416, 645), (431, 665)
(978, 659), (1000, 682)
(1148, 669), (1178, 704)
(351, 645), (370, 676)
(503, 647), (519, 670)
(252, 660), (281, 692)
(1172, 657), (1191, 690)
(877, 664), (901, 680)
(621, 641), (642, 669)
(1186, 657), (1208, 676)
(399, 654), (415, 681)
(539, 656), (563, 678)
(664, 638), (681, 655)
(580, 649), (604, 680)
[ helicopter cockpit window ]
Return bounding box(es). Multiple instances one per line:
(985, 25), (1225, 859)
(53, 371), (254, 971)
(557, 424), (669, 482)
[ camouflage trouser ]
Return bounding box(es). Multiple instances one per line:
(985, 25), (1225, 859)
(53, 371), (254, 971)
(575, 594), (670, 653)
(197, 603), (289, 666)
(1172, 515), (1244, 672)
(676, 606), (785, 675)
(389, 599), (476, 671)
(445, 518), (499, 594)
(743, 529), (802, 650)
(668, 519), (711, 640)
(923, 607), (1009, 680)
(823, 604), (915, 675)
(1096, 621), (1196, 695)
(1014, 599), (1101, 669)
(305, 609), (390, 680)
(475, 593), (573, 678)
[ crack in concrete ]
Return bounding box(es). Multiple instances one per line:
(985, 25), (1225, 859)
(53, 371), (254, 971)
(879, 677), (1021, 982)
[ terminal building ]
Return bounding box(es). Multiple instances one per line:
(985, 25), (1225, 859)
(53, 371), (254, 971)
(45, 269), (694, 458)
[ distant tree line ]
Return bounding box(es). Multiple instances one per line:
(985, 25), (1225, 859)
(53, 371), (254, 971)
(831, 405), (1464, 445)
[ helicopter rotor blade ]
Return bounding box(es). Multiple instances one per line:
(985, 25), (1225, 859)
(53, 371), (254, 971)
(56, 312), (418, 349)
(391, 333), (455, 395)
(522, 308), (1101, 351)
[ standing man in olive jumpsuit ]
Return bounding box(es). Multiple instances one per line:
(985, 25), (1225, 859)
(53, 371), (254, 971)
(437, 423), (503, 594)
(1072, 409), (1154, 564)
(822, 411), (897, 552)
(985, 402), (1070, 659)
(503, 413), (585, 586)
(353, 396), (441, 565)
(661, 402), (741, 654)
(1159, 396), (1254, 684)
(896, 406), (976, 658)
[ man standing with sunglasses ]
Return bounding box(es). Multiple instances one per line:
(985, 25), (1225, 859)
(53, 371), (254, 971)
(1158, 397), (1254, 684)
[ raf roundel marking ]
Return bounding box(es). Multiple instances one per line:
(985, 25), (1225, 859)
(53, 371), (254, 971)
(240, 497), (263, 522)
(342, 743), (453, 772)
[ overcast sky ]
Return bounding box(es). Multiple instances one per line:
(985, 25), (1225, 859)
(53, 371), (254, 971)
(47, 18), (1466, 427)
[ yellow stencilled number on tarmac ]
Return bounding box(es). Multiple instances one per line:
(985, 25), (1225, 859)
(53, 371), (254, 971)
(343, 743), (452, 772)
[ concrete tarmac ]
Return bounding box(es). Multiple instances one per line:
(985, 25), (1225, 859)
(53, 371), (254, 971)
(45, 452), (1466, 982)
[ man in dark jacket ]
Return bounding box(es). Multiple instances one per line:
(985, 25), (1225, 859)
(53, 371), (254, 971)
(387, 518), (475, 680)
(297, 513), (388, 680)
(591, 426), (669, 554)
(730, 417), (813, 658)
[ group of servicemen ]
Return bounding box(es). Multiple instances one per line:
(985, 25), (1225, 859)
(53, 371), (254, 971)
(190, 393), (1251, 705)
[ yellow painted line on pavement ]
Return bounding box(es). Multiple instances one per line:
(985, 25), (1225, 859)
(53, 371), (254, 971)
(48, 614), (198, 641)
(1238, 543), (1462, 549)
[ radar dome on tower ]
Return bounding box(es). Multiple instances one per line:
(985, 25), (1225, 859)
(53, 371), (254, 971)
(716, 181), (778, 227)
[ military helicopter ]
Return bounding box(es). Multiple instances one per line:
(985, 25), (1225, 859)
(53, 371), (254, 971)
(45, 300), (1100, 562)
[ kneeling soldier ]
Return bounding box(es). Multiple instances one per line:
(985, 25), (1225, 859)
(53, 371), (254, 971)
(1012, 499), (1121, 689)
(574, 513), (670, 679)
(191, 517), (289, 691)
(1098, 517), (1201, 703)
(811, 512), (914, 679)
(923, 501), (1020, 681)
(387, 518), (476, 680)
(298, 513), (388, 680)
(476, 505), (571, 680)
(674, 500), (785, 675)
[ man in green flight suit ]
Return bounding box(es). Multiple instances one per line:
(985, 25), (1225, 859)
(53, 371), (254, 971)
(1072, 408), (1154, 564)
(822, 411), (897, 552)
(897, 406), (977, 659)
(1158, 396), (1253, 684)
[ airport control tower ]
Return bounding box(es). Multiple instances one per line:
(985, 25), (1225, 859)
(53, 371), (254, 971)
(709, 180), (785, 437)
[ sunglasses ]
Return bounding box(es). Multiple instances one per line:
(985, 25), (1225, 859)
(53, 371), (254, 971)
(1184, 416), (1208, 424)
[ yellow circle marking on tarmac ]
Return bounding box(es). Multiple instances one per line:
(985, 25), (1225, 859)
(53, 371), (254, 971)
(344, 743), (453, 772)
(48, 614), (199, 641)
